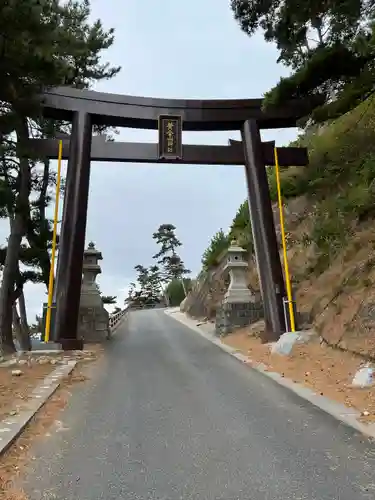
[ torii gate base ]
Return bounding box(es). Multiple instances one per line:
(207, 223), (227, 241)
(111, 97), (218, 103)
(32, 87), (309, 349)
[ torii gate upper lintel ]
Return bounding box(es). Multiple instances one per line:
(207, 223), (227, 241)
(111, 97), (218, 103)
(32, 87), (309, 350)
(40, 86), (310, 130)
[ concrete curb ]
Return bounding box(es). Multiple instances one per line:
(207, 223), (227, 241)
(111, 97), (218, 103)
(165, 309), (375, 440)
(0, 360), (77, 456)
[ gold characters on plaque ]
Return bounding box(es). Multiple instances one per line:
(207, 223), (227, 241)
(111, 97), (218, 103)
(158, 115), (182, 159)
(166, 120), (175, 153)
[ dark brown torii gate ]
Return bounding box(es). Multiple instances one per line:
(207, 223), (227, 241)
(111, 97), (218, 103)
(29, 87), (309, 349)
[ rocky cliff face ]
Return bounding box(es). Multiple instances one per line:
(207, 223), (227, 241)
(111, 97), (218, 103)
(185, 195), (375, 358)
(186, 96), (375, 358)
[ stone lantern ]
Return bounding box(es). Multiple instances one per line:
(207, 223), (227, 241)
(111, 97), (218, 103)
(215, 240), (263, 336)
(82, 242), (102, 293)
(223, 240), (254, 304)
(78, 241), (110, 342)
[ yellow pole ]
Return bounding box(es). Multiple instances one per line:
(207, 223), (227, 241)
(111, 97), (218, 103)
(44, 140), (63, 342)
(274, 147), (296, 332)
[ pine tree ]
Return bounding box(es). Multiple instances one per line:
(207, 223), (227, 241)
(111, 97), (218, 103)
(152, 224), (191, 283)
(0, 0), (120, 355)
(230, 0), (375, 123)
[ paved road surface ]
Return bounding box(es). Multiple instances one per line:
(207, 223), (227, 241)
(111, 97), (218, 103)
(23, 310), (375, 499)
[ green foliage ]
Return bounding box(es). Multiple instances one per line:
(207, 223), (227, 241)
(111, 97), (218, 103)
(97, 284), (117, 305)
(309, 201), (351, 274)
(201, 205), (254, 271)
(199, 93), (375, 278)
(166, 279), (192, 307)
(231, 0), (375, 123)
(275, 95), (375, 272)
(231, 1), (366, 65)
(0, 0), (120, 119)
(201, 229), (230, 271)
(101, 295), (117, 305)
(128, 224), (191, 307)
(0, 0), (120, 354)
(130, 264), (163, 307)
(229, 202), (253, 253)
(277, 95), (375, 201)
(153, 223), (190, 281)
(263, 42), (373, 121)
(267, 167), (310, 202)
(153, 224), (182, 258)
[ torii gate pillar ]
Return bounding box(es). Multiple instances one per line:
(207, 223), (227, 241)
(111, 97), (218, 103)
(242, 120), (285, 340)
(54, 112), (92, 350)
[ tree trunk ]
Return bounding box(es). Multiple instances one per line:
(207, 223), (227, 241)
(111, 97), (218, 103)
(12, 304), (22, 346)
(12, 301), (31, 351)
(26, 159), (51, 288)
(314, 17), (324, 46)
(0, 117), (30, 356)
(0, 214), (24, 355)
(18, 292), (31, 350)
(181, 278), (187, 297)
(163, 289), (170, 307)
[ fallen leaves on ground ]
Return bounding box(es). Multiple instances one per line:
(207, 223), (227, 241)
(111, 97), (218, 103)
(0, 364), (55, 421)
(0, 382), (70, 500)
(222, 329), (375, 423)
(0, 346), (103, 500)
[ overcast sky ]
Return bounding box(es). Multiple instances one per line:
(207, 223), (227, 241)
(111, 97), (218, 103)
(1, 0), (299, 321)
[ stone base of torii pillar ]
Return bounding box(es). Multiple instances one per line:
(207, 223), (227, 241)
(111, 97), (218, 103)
(77, 242), (110, 342)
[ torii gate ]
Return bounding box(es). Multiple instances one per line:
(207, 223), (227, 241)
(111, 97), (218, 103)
(28, 87), (309, 349)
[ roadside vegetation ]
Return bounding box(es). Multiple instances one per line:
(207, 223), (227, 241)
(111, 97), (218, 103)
(0, 0), (120, 356)
(197, 0), (375, 356)
(200, 93), (375, 356)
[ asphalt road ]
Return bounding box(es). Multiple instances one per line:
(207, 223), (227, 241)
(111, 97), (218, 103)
(23, 309), (375, 500)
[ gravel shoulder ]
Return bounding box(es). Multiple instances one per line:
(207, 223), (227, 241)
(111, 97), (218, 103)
(221, 326), (375, 422)
(0, 348), (104, 500)
(0, 362), (55, 421)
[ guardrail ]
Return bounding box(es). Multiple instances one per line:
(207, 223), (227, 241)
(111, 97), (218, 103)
(108, 307), (129, 335)
(127, 304), (166, 311)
